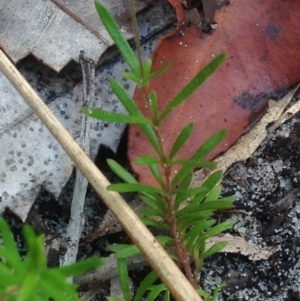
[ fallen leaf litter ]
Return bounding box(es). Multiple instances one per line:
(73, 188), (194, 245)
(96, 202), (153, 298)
(2, 0), (300, 300)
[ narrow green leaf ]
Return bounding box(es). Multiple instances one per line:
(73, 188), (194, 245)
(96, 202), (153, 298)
(95, 2), (140, 76)
(218, 195), (236, 204)
(107, 297), (124, 301)
(109, 244), (132, 253)
(107, 159), (138, 184)
(19, 272), (40, 301)
(170, 159), (216, 169)
(204, 185), (222, 202)
(134, 155), (161, 165)
(197, 289), (211, 300)
(140, 217), (169, 231)
(184, 219), (216, 240)
(134, 271), (158, 301)
(203, 198), (233, 210)
(146, 284), (167, 301)
(178, 210), (214, 223)
(140, 194), (167, 213)
(186, 236), (205, 257)
(202, 170), (223, 189)
(0, 248), (26, 275)
(183, 200), (234, 215)
(57, 258), (104, 277)
(115, 245), (141, 259)
(140, 207), (165, 219)
(182, 192), (209, 211)
(177, 211), (214, 230)
(149, 62), (171, 80)
(171, 166), (193, 188)
(149, 164), (166, 188)
(109, 78), (142, 116)
(164, 289), (170, 301)
(203, 241), (227, 258)
(174, 186), (208, 199)
(82, 107), (151, 124)
(108, 183), (166, 195)
(39, 270), (78, 301)
(143, 58), (153, 79)
(155, 235), (174, 246)
(158, 53), (226, 123)
(172, 130), (226, 187)
(174, 193), (189, 211)
(197, 220), (235, 244)
(117, 258), (132, 301)
(174, 172), (193, 210)
(0, 265), (17, 286)
(0, 218), (23, 271)
(148, 91), (159, 121)
(109, 79), (161, 155)
(212, 283), (226, 301)
(138, 123), (162, 157)
(187, 170), (223, 208)
(122, 71), (140, 83)
(169, 123), (194, 159)
(191, 130), (227, 162)
(23, 226), (47, 272)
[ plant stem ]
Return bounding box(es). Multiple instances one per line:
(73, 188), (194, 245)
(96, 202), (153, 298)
(141, 86), (196, 287)
(163, 165), (197, 288)
(133, 0), (196, 280)
(129, 0), (144, 77)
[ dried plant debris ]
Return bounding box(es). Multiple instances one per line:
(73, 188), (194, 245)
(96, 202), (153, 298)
(207, 233), (274, 261)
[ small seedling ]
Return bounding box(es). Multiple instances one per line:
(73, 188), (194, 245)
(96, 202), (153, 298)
(81, 1), (235, 300)
(0, 218), (104, 301)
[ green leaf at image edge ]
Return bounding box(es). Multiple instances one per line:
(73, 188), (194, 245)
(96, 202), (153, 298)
(134, 271), (159, 301)
(117, 258), (131, 301)
(82, 107), (151, 124)
(57, 258), (105, 277)
(94, 1), (140, 77)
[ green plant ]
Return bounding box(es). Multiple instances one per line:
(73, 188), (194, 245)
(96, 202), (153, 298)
(81, 1), (235, 301)
(0, 218), (104, 301)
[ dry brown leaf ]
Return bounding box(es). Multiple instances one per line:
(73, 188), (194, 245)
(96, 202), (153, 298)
(191, 85), (300, 188)
(206, 233), (274, 261)
(128, 0), (300, 187)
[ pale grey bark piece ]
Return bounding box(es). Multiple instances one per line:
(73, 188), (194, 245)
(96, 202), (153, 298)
(60, 53), (95, 268)
(0, 0), (147, 72)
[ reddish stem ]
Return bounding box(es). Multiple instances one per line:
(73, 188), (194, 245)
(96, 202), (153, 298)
(141, 86), (196, 287)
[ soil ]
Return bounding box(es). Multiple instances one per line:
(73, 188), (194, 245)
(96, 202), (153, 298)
(3, 1), (300, 300)
(201, 102), (300, 301)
